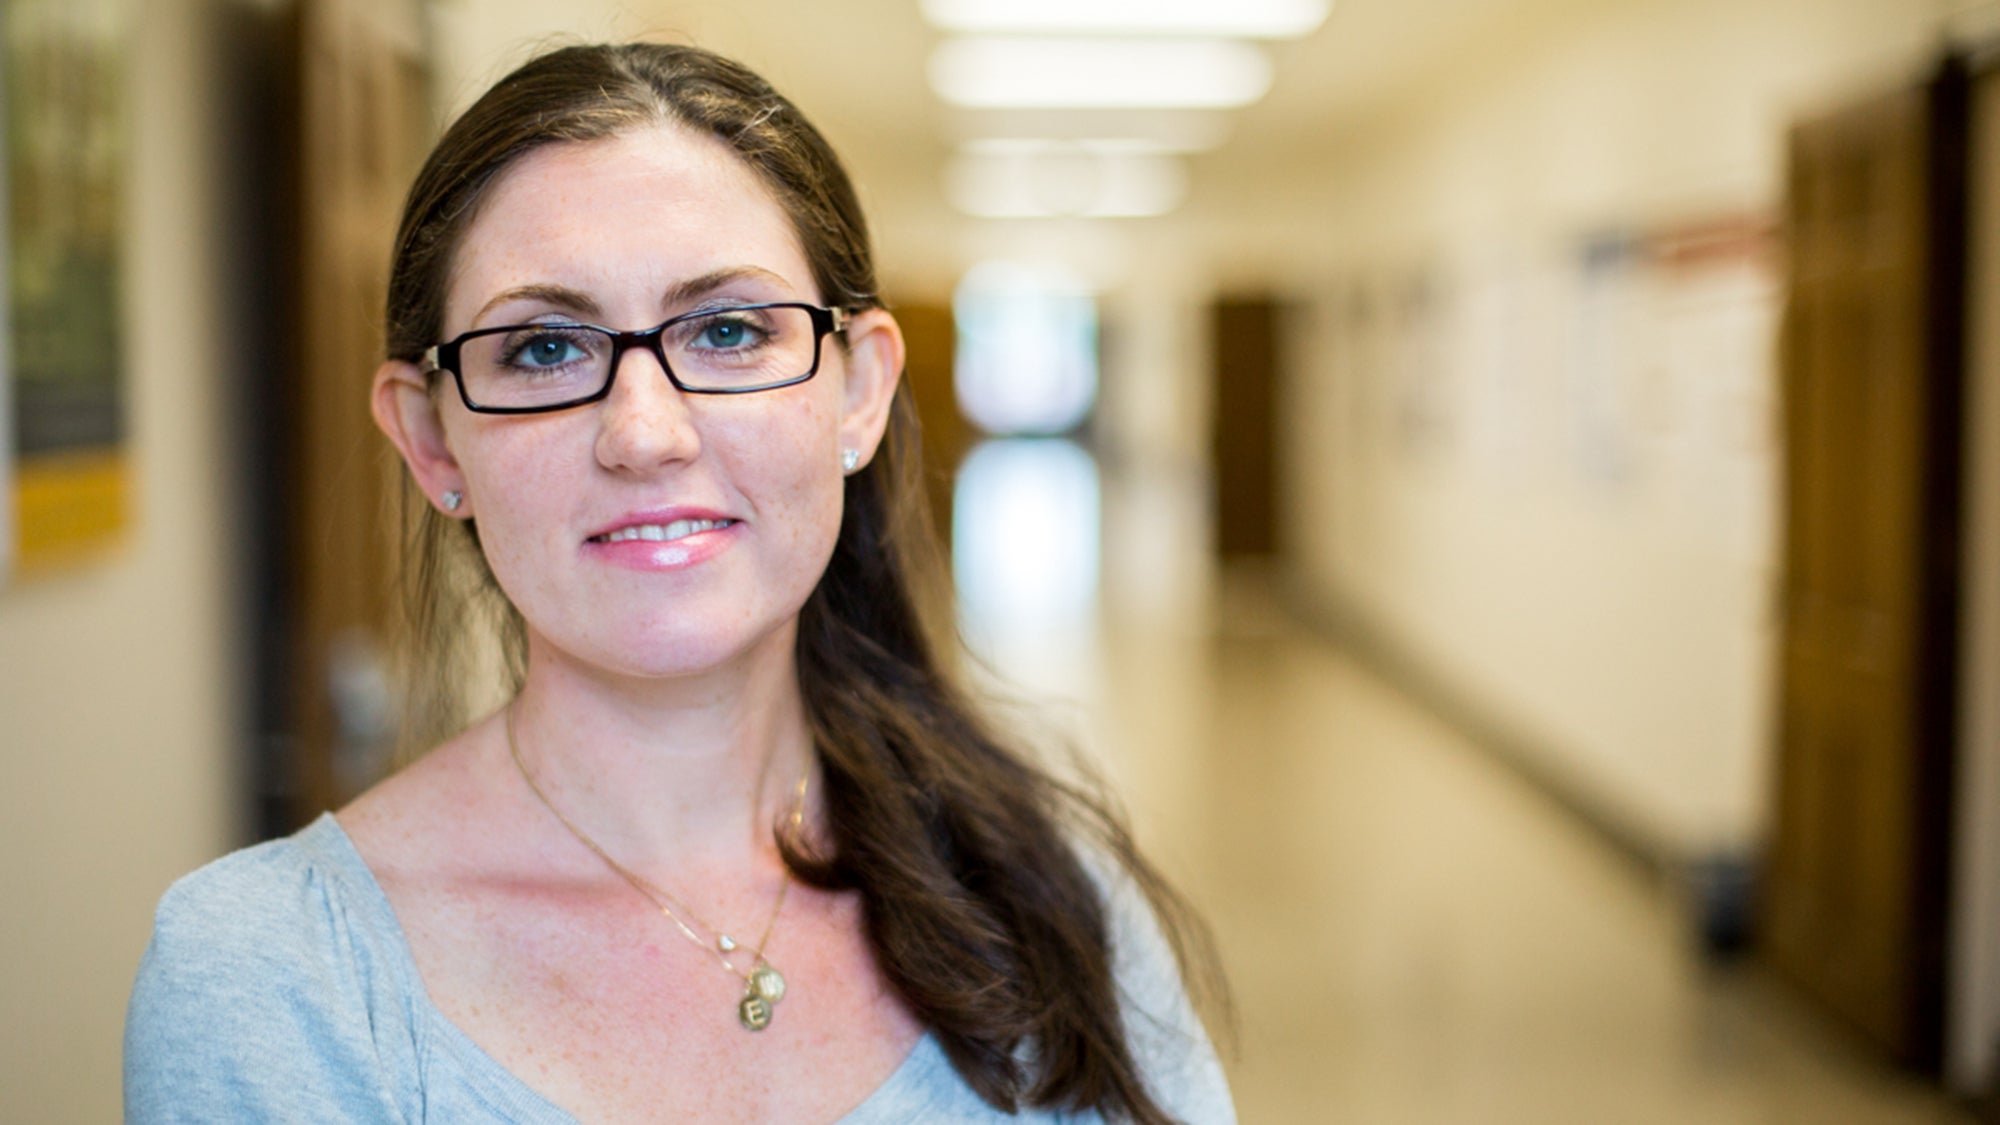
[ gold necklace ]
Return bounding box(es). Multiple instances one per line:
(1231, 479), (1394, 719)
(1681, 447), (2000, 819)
(504, 703), (807, 1031)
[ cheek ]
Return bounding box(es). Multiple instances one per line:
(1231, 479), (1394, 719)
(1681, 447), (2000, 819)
(451, 427), (574, 591)
(719, 382), (839, 475)
(724, 396), (846, 563)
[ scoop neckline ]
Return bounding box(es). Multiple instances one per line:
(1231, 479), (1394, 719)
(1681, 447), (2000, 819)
(299, 810), (941, 1124)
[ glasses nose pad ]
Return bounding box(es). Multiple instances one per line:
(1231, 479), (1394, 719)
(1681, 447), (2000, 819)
(617, 328), (680, 388)
(602, 330), (677, 393)
(600, 331), (695, 428)
(595, 331), (701, 466)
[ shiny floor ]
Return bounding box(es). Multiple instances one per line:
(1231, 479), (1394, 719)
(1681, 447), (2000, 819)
(1134, 621), (1968, 1123)
(952, 443), (1972, 1125)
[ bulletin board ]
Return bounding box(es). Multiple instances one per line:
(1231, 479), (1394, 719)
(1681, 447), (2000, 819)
(4, 0), (129, 584)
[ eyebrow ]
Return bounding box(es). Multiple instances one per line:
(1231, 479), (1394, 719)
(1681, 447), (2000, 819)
(472, 283), (600, 325)
(663, 266), (794, 309)
(470, 266), (797, 327)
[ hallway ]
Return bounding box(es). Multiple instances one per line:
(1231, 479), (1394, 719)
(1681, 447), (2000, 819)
(6, 2), (1999, 1118)
(972, 573), (1973, 1123)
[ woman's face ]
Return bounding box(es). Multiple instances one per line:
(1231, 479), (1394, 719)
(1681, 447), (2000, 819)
(378, 123), (901, 684)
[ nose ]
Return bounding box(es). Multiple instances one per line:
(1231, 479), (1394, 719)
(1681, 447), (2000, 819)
(594, 341), (701, 472)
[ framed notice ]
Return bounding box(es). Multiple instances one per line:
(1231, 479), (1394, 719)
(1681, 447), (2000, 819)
(5, 0), (129, 583)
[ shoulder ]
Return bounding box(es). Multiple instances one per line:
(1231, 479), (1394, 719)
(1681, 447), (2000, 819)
(1082, 847), (1239, 1125)
(136, 816), (406, 995)
(134, 827), (339, 1009)
(144, 822), (344, 948)
(124, 817), (422, 1122)
(1068, 842), (1193, 1015)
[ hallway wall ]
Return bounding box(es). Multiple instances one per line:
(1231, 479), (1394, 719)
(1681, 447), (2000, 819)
(0, 0), (244, 1117)
(1242, 0), (1991, 1091)
(1269, 0), (1942, 861)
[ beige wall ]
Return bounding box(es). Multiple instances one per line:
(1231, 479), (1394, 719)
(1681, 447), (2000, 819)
(1251, 0), (1990, 1090)
(0, 0), (242, 1117)
(1266, 0), (1940, 856)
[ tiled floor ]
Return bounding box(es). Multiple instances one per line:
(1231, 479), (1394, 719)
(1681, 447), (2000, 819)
(953, 440), (1972, 1123)
(1101, 620), (1972, 1124)
(1168, 620), (1976, 1120)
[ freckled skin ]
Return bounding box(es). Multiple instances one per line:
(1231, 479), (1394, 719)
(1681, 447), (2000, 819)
(347, 123), (923, 1122)
(439, 126), (847, 684)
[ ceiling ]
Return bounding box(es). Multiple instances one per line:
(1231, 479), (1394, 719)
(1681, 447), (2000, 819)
(431, 0), (1598, 292)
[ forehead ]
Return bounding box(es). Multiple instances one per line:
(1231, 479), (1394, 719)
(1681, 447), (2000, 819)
(443, 122), (812, 328)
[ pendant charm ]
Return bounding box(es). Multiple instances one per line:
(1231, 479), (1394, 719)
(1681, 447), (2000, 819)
(750, 963), (787, 1004)
(739, 989), (774, 1031)
(717, 934), (738, 953)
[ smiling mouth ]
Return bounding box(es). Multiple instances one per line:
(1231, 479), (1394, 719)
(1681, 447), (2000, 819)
(592, 518), (736, 544)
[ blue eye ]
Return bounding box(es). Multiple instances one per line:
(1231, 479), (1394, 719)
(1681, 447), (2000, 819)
(519, 335), (583, 366)
(497, 328), (597, 370)
(697, 317), (758, 349)
(678, 308), (782, 354)
(527, 338), (571, 364)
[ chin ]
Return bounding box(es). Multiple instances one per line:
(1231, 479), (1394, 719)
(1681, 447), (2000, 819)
(551, 614), (798, 684)
(610, 643), (756, 681)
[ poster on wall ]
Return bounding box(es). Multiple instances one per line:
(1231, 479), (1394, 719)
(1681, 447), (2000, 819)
(4, 0), (129, 585)
(0, 21), (8, 590)
(1571, 231), (1648, 492)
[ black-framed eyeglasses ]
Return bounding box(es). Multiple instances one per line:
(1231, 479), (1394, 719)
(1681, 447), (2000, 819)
(424, 302), (850, 415)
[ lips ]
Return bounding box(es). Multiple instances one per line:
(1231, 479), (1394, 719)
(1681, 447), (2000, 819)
(585, 507), (738, 543)
(591, 517), (736, 544)
(581, 508), (741, 573)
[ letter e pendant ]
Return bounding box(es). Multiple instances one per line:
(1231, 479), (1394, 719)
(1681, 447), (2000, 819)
(739, 989), (774, 1031)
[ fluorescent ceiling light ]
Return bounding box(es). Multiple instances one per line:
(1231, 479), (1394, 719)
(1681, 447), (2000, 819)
(922, 0), (1332, 38)
(931, 37), (1272, 109)
(949, 108), (1233, 152)
(961, 138), (1184, 158)
(945, 146), (1188, 219)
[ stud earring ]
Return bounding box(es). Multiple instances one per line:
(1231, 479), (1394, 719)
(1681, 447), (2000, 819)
(442, 490), (463, 512)
(841, 449), (860, 474)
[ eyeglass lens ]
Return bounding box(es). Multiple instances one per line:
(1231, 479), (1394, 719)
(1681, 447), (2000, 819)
(457, 305), (819, 409)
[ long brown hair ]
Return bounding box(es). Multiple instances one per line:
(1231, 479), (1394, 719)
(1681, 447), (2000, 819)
(384, 42), (1223, 1123)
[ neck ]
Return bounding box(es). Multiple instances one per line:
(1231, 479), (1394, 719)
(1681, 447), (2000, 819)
(504, 624), (816, 875)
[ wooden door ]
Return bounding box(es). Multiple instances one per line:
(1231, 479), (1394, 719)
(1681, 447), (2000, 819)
(1211, 297), (1281, 558)
(277, 0), (429, 829)
(892, 301), (971, 543)
(1763, 59), (1968, 1071)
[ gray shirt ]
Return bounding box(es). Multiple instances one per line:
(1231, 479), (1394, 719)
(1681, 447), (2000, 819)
(124, 813), (1233, 1123)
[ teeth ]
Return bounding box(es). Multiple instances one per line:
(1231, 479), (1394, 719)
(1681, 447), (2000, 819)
(601, 519), (729, 543)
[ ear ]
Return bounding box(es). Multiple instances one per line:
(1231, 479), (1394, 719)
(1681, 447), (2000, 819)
(372, 359), (468, 516)
(835, 308), (905, 471)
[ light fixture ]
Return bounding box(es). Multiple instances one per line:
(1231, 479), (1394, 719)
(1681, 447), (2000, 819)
(953, 439), (1102, 634)
(960, 137), (1184, 158)
(921, 0), (1332, 39)
(930, 37), (1273, 110)
(948, 109), (1233, 152)
(953, 261), (1099, 435)
(946, 143), (1188, 218)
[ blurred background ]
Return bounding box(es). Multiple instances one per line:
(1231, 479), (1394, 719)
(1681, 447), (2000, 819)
(3, 0), (2000, 1120)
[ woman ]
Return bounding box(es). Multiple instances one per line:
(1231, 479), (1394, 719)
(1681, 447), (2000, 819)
(125, 42), (1230, 1124)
